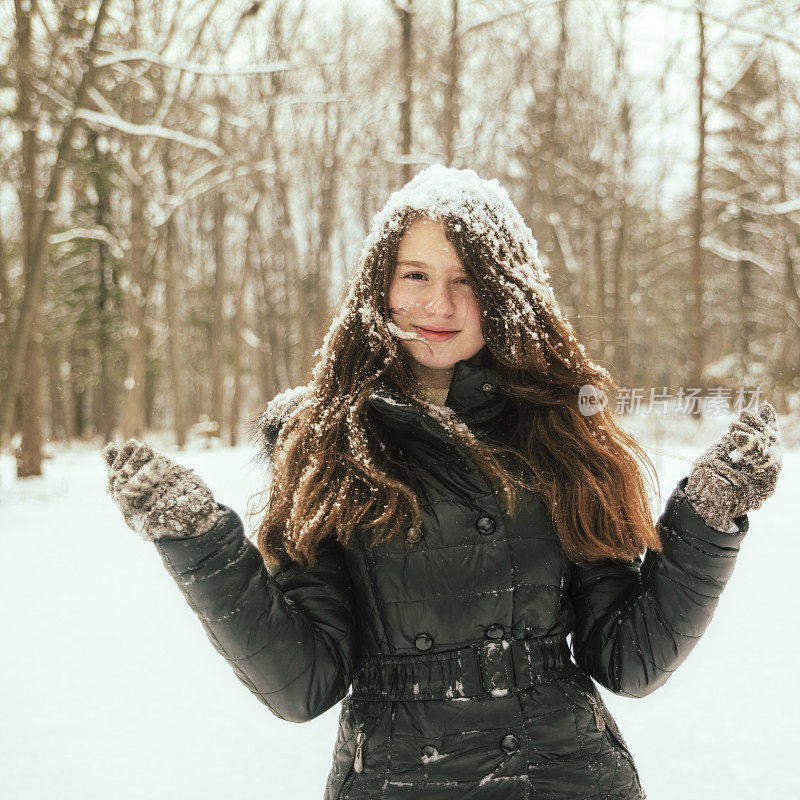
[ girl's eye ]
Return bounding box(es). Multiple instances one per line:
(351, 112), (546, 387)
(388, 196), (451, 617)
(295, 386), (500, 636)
(402, 272), (470, 285)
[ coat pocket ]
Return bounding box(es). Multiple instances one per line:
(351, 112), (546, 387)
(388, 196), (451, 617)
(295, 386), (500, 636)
(337, 725), (368, 800)
(582, 690), (644, 794)
(583, 690), (631, 757)
(333, 699), (389, 800)
(388, 727), (520, 785)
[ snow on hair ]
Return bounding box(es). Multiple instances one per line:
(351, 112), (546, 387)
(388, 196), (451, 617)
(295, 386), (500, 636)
(311, 162), (608, 381)
(357, 163), (556, 304)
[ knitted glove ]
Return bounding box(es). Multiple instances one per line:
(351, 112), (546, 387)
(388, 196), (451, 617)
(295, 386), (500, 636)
(685, 401), (782, 532)
(103, 438), (225, 541)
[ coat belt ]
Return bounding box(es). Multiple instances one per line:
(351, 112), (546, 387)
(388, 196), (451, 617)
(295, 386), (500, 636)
(349, 634), (576, 701)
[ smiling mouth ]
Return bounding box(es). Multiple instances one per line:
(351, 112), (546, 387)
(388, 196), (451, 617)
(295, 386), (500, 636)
(414, 326), (459, 333)
(413, 325), (460, 341)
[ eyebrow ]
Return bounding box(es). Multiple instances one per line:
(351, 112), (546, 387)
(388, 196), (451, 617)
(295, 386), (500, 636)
(396, 259), (466, 273)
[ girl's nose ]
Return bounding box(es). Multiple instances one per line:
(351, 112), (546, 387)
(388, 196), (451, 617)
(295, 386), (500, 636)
(422, 283), (457, 316)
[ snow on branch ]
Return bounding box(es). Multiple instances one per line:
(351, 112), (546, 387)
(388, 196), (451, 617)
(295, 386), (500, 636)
(771, 197), (800, 215)
(151, 159), (276, 228)
(74, 107), (224, 157)
(92, 49), (340, 76)
(705, 43), (765, 118)
(271, 92), (349, 107)
(382, 151), (442, 165)
(49, 225), (125, 258)
(701, 235), (779, 279)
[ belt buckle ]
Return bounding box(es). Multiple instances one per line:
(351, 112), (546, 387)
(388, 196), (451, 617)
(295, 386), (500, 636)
(479, 638), (516, 697)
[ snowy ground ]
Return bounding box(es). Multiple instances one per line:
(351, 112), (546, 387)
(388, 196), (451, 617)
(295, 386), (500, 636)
(0, 415), (797, 799)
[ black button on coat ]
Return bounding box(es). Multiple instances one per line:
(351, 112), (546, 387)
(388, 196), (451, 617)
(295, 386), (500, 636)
(153, 345), (750, 799)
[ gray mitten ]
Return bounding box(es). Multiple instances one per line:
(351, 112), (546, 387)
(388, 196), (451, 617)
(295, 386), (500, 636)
(685, 401), (782, 532)
(103, 438), (225, 541)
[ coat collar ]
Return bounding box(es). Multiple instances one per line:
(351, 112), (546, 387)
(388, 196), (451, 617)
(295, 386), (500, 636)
(366, 344), (511, 445)
(253, 344), (510, 460)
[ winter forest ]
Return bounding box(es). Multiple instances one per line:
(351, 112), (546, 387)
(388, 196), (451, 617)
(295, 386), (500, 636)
(1, 1), (798, 799)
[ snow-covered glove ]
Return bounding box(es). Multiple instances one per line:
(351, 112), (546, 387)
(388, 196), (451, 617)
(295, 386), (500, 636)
(103, 438), (225, 542)
(684, 401), (782, 532)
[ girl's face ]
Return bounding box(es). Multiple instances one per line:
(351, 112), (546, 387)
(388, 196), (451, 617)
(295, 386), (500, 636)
(388, 217), (485, 370)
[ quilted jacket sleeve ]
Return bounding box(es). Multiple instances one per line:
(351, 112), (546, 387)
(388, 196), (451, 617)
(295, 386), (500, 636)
(153, 503), (358, 723)
(567, 475), (749, 698)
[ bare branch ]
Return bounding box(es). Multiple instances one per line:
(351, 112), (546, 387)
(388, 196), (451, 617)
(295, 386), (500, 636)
(93, 48), (341, 76)
(386, 0), (413, 15)
(459, 0), (568, 39)
(628, 0), (800, 55)
(705, 40), (766, 117)
(151, 159), (276, 228)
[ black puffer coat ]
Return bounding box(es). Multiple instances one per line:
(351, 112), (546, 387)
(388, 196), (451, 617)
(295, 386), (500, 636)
(153, 345), (749, 799)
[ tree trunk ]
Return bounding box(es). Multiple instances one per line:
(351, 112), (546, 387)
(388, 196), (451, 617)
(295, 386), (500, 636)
(15, 0), (43, 476)
(17, 305), (43, 476)
(211, 160), (227, 435)
(163, 146), (188, 448)
(0, 165), (9, 452)
(90, 127), (117, 444)
(590, 178), (609, 365)
(399, 0), (414, 184)
(443, 0), (459, 166)
(45, 337), (70, 441)
(736, 208), (755, 376)
(121, 6), (148, 440)
(688, 7), (708, 420)
(609, 0), (632, 384)
(229, 200), (258, 446)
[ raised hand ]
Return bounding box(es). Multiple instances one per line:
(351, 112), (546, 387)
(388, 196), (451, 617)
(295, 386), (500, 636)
(685, 401), (783, 532)
(103, 438), (224, 541)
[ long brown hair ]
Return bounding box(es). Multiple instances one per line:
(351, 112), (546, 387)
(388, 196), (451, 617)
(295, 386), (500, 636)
(251, 166), (663, 569)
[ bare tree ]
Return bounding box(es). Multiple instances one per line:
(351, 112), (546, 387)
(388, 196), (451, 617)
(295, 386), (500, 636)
(1, 0), (114, 457)
(685, 2), (709, 420)
(388, 0), (415, 184)
(608, 0), (635, 385)
(443, 0), (460, 166)
(120, 0), (150, 441)
(162, 144), (188, 448)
